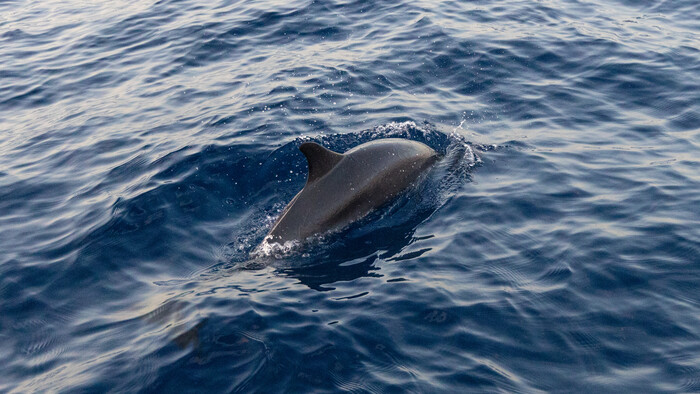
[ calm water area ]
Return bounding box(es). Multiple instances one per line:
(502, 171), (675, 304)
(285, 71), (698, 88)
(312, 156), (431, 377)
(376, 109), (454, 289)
(1, 0), (699, 391)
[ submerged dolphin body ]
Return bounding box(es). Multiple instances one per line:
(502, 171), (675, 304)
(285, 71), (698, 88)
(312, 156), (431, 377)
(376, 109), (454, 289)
(266, 138), (439, 244)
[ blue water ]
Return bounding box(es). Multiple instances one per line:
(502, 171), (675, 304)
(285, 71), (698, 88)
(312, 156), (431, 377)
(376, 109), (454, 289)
(1, 0), (699, 391)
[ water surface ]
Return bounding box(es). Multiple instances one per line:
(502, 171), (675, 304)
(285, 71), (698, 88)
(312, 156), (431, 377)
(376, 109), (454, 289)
(1, 0), (699, 391)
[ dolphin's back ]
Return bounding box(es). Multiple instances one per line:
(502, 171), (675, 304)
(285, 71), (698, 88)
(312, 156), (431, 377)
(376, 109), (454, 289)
(267, 139), (438, 243)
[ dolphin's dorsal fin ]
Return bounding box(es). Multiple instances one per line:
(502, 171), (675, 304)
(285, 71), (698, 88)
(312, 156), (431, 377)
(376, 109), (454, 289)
(299, 142), (343, 183)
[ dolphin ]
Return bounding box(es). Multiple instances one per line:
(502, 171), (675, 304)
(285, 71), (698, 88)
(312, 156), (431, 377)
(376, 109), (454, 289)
(265, 138), (439, 244)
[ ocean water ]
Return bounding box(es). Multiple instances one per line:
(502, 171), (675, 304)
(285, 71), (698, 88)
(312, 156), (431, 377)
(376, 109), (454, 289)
(1, 0), (699, 391)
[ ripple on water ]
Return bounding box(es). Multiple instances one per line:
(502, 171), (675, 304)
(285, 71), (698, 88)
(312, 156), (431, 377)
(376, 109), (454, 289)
(1, 0), (700, 391)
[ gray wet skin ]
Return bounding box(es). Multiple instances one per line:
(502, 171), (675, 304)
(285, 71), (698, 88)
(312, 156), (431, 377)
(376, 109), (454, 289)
(266, 138), (439, 243)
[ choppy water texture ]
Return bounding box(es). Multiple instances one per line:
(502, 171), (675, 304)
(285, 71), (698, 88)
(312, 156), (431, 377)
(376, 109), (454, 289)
(1, 0), (699, 391)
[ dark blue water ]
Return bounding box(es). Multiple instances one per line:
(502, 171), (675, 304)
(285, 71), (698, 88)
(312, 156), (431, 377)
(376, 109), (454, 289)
(1, 0), (699, 391)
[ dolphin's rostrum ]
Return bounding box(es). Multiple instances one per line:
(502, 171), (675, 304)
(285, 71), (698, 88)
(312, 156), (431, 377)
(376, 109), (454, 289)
(266, 138), (439, 244)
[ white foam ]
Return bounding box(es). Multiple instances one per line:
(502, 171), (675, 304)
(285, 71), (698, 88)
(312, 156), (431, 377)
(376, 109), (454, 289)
(374, 120), (418, 134)
(251, 235), (302, 259)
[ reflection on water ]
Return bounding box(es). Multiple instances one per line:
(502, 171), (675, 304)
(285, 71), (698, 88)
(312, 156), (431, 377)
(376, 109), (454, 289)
(1, 0), (699, 391)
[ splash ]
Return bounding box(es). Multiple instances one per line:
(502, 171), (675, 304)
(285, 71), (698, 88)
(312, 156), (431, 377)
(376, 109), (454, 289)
(251, 236), (302, 259)
(373, 120), (419, 134)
